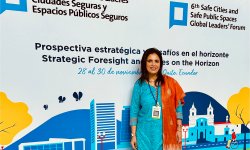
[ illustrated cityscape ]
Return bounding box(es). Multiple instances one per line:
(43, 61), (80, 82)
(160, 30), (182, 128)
(6, 92), (250, 150)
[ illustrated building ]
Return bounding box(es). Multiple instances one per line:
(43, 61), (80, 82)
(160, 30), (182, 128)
(188, 102), (215, 143)
(90, 99), (116, 150)
(18, 138), (86, 150)
(183, 102), (242, 145)
(120, 106), (131, 142)
(117, 106), (131, 149)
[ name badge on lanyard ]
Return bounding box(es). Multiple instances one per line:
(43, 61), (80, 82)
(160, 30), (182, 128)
(148, 82), (161, 119)
(152, 102), (161, 119)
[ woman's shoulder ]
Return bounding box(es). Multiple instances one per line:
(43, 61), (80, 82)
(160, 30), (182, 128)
(133, 79), (147, 88)
(163, 74), (175, 81)
(163, 74), (183, 88)
(134, 79), (142, 86)
(132, 79), (144, 94)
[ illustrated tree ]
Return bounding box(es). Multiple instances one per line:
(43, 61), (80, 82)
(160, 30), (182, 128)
(227, 87), (250, 150)
(0, 92), (32, 147)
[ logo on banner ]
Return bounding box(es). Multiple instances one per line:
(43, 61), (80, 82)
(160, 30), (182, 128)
(0, 0), (27, 14)
(169, 1), (188, 29)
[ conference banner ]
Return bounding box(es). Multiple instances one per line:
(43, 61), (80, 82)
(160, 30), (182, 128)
(0, 0), (249, 149)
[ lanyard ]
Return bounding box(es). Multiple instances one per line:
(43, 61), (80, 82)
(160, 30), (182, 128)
(147, 82), (159, 106)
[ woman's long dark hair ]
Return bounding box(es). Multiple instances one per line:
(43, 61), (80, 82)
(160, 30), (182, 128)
(139, 48), (164, 84)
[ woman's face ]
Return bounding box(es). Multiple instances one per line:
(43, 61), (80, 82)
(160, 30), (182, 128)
(146, 53), (160, 76)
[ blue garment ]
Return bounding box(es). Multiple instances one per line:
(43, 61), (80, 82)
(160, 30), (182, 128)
(130, 80), (183, 150)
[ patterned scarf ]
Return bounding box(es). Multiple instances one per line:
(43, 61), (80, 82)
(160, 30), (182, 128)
(161, 75), (185, 150)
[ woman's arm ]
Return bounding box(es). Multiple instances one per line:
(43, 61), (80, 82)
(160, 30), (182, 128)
(176, 100), (183, 143)
(131, 126), (137, 149)
(130, 81), (140, 149)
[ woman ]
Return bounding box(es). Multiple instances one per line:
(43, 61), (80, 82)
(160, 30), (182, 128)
(130, 48), (185, 150)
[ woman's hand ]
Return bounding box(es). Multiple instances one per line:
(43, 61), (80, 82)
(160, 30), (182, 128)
(176, 130), (182, 143)
(176, 119), (182, 143)
(131, 136), (137, 150)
